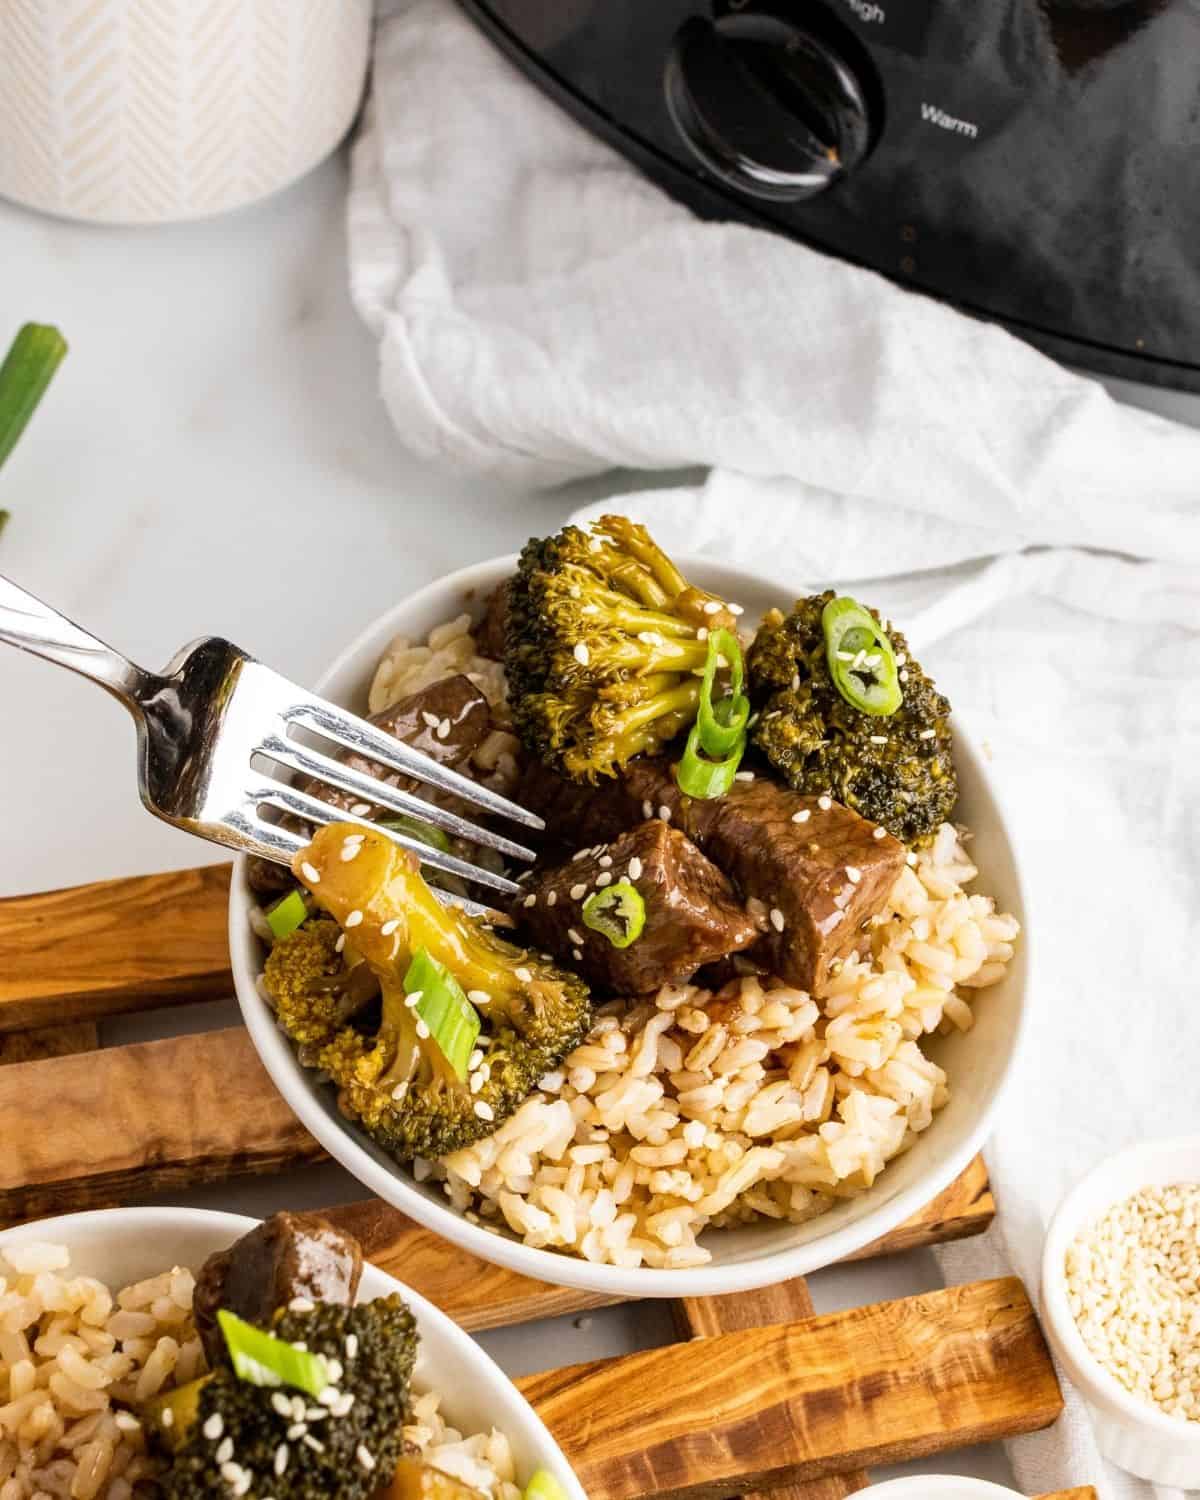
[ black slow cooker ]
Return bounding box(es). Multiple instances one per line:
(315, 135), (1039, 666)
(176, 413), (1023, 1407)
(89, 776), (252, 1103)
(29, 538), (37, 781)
(457, 0), (1200, 389)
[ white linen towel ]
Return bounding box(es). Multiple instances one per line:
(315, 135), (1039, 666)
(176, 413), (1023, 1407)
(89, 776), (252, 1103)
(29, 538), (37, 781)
(349, 3), (1200, 1494)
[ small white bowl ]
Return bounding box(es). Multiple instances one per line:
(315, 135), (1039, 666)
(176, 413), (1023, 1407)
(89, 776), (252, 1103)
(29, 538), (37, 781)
(1041, 1135), (1200, 1488)
(0, 1207), (583, 1500)
(229, 554), (1031, 1298)
(857, 1481), (1022, 1499)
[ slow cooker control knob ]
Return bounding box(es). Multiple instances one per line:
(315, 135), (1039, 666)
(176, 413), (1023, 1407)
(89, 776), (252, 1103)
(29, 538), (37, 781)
(664, 12), (874, 201)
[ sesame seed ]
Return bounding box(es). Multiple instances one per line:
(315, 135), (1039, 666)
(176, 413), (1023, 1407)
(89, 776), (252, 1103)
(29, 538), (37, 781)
(572, 948), (583, 961)
(523, 893), (537, 908)
(422, 711), (440, 729)
(216, 1438), (234, 1464)
(357, 1444), (377, 1473)
(569, 883), (588, 901)
(515, 965), (533, 982)
(864, 653), (881, 668)
(351, 802), (372, 817)
(114, 1412), (140, 1433)
(468, 989), (491, 1005)
(873, 826), (886, 840)
(233, 1475), (252, 1497)
(729, 603), (745, 616)
(627, 857), (643, 880)
(572, 848), (589, 861)
(303, 1435), (326, 1453)
(416, 1019), (430, 1040)
(835, 650), (854, 663)
(291, 1396), (306, 1421)
(469, 1068), (485, 1093)
(658, 805), (672, 822)
(637, 630), (665, 646)
(567, 927), (585, 945)
(734, 770), (755, 782)
(288, 1297), (315, 1313)
(598, 854), (613, 868)
(791, 672), (801, 690)
(304, 1408), (326, 1423)
(919, 728), (936, 740)
(574, 641), (590, 666)
(287, 1422), (307, 1440)
(791, 809), (811, 823)
(219, 1462), (241, 1484)
(697, 627), (708, 641)
(380, 918), (400, 936)
(317, 1386), (342, 1408)
(391, 1082), (408, 1102)
(161, 1409), (174, 1428)
(340, 841), (361, 862)
(845, 866), (862, 884)
(589, 535), (603, 553)
(436, 717), (452, 739)
(474, 1100), (495, 1120)
(906, 852), (918, 866)
(851, 649), (867, 669)
(547, 891), (558, 907)
(345, 909), (363, 928)
(301, 862), (321, 884)
(818, 795), (832, 811)
(869, 735), (888, 745)
(595, 871), (613, 888)
(204, 1414), (224, 1442)
(894, 653), (907, 667)
(468, 1049), (483, 1070)
(274, 1445), (289, 1478)
(334, 934), (345, 953)
(770, 907), (785, 932)
(900, 669), (910, 683)
(404, 990), (423, 1009)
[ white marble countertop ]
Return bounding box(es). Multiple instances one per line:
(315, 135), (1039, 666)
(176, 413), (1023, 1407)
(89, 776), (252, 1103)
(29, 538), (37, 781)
(3, 150), (1196, 1494)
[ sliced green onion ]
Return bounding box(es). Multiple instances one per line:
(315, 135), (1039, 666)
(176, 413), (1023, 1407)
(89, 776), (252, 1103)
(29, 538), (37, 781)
(266, 889), (308, 941)
(381, 815), (451, 855)
(405, 947), (480, 1082)
(0, 324), (67, 472)
(217, 1309), (330, 1397)
(582, 880), (646, 949)
(696, 628), (749, 757)
(524, 1471), (571, 1500)
(821, 596), (902, 717)
(676, 721), (746, 799)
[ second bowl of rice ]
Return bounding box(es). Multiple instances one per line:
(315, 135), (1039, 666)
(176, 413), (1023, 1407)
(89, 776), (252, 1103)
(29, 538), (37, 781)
(229, 556), (1031, 1297)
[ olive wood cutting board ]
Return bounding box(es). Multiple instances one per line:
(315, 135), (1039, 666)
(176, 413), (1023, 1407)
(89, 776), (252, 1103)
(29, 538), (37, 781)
(0, 863), (1080, 1500)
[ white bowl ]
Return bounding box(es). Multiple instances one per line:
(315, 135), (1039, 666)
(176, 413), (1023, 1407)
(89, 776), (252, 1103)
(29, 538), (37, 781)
(229, 555), (1031, 1298)
(0, 1207), (583, 1500)
(857, 1481), (1022, 1499)
(1040, 1135), (1200, 1487)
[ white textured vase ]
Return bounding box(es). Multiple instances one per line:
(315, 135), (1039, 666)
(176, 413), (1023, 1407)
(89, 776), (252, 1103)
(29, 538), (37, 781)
(0, 0), (372, 224)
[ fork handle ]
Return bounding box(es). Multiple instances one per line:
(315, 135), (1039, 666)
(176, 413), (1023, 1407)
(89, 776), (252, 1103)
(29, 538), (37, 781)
(0, 573), (154, 706)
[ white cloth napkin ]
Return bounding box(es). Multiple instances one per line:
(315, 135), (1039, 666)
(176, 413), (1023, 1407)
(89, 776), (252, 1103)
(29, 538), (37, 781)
(349, 3), (1200, 1493)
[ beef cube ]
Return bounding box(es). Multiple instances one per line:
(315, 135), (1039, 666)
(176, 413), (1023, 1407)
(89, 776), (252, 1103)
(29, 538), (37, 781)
(518, 759), (905, 993)
(474, 581), (510, 661)
(192, 1211), (362, 1364)
(520, 820), (762, 995)
(249, 675), (491, 895)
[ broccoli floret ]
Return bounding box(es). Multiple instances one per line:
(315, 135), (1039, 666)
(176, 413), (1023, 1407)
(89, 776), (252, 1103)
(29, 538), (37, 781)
(162, 1297), (417, 1500)
(505, 514), (738, 780)
(269, 823), (591, 1160)
(747, 593), (957, 845)
(263, 919), (381, 1049)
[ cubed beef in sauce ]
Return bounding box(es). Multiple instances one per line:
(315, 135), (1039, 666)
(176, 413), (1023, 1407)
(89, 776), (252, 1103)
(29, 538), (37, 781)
(192, 1211), (362, 1364)
(518, 819), (762, 995)
(519, 759), (906, 994)
(249, 675), (492, 896)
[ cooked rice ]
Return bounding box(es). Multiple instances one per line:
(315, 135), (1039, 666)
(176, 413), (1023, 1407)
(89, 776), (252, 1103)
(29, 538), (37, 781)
(263, 612), (1020, 1270)
(438, 822), (1018, 1268)
(0, 1247), (520, 1500)
(0, 1247), (201, 1500)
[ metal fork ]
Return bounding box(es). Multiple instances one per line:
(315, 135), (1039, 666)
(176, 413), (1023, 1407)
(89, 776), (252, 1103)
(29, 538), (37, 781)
(0, 575), (542, 912)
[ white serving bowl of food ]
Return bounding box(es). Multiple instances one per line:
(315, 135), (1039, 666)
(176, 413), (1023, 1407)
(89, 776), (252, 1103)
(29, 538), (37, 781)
(857, 1480), (1023, 1499)
(229, 549), (1031, 1298)
(0, 1206), (584, 1500)
(1040, 1136), (1200, 1488)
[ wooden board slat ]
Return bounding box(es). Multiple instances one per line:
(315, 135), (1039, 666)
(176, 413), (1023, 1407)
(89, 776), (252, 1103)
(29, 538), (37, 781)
(674, 1279), (869, 1499)
(0, 1026), (323, 1223)
(518, 1277), (1062, 1500)
(1038, 1491), (1097, 1499)
(0, 1022), (98, 1064)
(845, 1153), (993, 1262)
(0, 864), (233, 1032)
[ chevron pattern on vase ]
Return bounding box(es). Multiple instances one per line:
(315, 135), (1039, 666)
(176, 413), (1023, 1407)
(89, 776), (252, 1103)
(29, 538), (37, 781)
(0, 0), (371, 223)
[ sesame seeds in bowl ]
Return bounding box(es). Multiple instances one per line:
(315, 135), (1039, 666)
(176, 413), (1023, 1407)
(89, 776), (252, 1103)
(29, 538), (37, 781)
(1041, 1135), (1200, 1487)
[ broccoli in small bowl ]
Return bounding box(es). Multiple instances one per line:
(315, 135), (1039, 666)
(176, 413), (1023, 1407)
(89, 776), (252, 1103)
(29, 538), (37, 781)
(747, 591), (957, 845)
